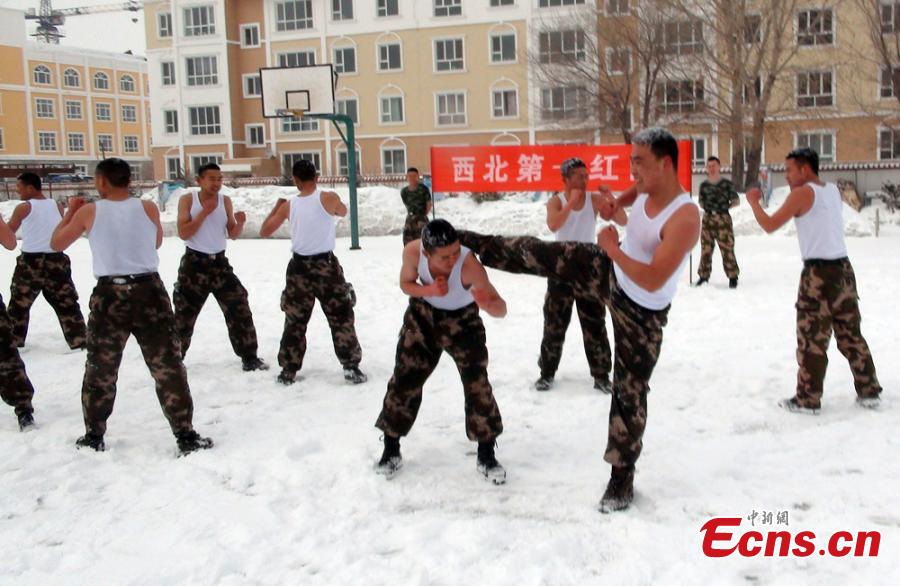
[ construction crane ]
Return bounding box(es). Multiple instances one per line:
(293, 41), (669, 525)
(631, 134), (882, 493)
(26, 1), (143, 44)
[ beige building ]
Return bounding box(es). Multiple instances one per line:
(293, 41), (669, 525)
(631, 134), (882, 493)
(0, 7), (152, 178)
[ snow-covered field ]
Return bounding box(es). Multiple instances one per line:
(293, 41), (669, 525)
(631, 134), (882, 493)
(0, 194), (898, 585)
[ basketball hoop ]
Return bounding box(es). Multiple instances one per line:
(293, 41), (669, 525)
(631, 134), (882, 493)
(276, 108), (308, 118)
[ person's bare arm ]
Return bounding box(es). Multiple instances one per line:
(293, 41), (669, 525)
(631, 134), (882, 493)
(224, 196), (245, 239)
(546, 194), (574, 232)
(0, 216), (16, 250)
(6, 202), (32, 233)
(322, 191), (348, 218)
(142, 200), (164, 249)
(599, 205), (700, 292)
(747, 185), (813, 234)
(51, 199), (93, 251)
(593, 190), (627, 226)
(260, 199), (290, 238)
(462, 254), (507, 318)
(399, 241), (446, 298)
(177, 193), (216, 240)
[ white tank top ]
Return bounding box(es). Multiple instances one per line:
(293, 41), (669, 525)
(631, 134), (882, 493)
(185, 191), (228, 254)
(21, 198), (62, 253)
(88, 199), (159, 278)
(418, 245), (475, 311)
(554, 192), (597, 243)
(794, 182), (848, 261)
(289, 189), (336, 255)
(614, 193), (695, 311)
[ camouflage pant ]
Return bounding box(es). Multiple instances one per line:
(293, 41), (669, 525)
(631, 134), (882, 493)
(540, 277), (612, 381)
(82, 274), (194, 436)
(698, 212), (739, 280)
(0, 295), (35, 418)
(8, 252), (87, 348)
(457, 231), (669, 467)
(403, 214), (429, 246)
(375, 299), (503, 441)
(279, 253), (362, 374)
(795, 259), (881, 407)
(173, 249), (259, 359)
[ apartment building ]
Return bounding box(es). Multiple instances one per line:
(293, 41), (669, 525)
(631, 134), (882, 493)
(0, 7), (152, 178)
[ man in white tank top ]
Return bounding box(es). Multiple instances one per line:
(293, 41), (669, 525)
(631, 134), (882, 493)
(458, 128), (700, 512)
(374, 220), (509, 484)
(173, 163), (267, 372)
(747, 147), (882, 414)
(0, 216), (37, 431)
(4, 172), (86, 350)
(260, 159), (366, 386)
(537, 158), (612, 393)
(49, 158), (213, 455)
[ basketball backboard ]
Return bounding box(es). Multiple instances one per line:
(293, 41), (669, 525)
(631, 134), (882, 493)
(260, 64), (337, 118)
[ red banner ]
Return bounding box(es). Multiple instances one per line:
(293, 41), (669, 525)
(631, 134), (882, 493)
(430, 141), (692, 193)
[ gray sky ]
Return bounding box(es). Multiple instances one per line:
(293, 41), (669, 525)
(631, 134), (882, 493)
(0, 0), (147, 55)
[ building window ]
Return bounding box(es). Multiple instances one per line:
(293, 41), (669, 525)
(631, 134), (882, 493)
(742, 77), (762, 105)
(65, 100), (83, 120)
(98, 134), (114, 154)
(63, 68), (80, 88)
(881, 66), (899, 98)
(161, 61), (176, 86)
(164, 110), (179, 134)
(282, 152), (321, 175)
(158, 12), (172, 38)
(0, 128), (4, 150)
(336, 148), (361, 176)
(378, 42), (402, 70)
(662, 20), (703, 55)
(93, 72), (110, 90)
(247, 124), (265, 147)
(691, 137), (706, 167)
(336, 98), (359, 123)
(276, 0), (313, 31)
(879, 129), (900, 159)
(281, 116), (319, 133)
(166, 157), (181, 179)
(67, 133), (85, 152)
(243, 74), (262, 97)
(278, 51), (316, 67)
(186, 56), (218, 86)
(378, 0), (398, 16)
(123, 135), (140, 154)
(744, 14), (762, 44)
(188, 106), (222, 135)
(606, 47), (630, 75)
(35, 98), (55, 119)
(38, 131), (57, 152)
(539, 0), (585, 6)
(490, 33), (516, 63)
(334, 46), (357, 74)
(95, 102), (112, 121)
(434, 0), (462, 17)
(606, 105), (632, 130)
(797, 9), (833, 46)
(434, 38), (464, 72)
(380, 95), (404, 123)
(436, 92), (466, 126)
(797, 71), (833, 108)
(382, 147), (406, 174)
(332, 0), (353, 20)
(491, 0), (515, 5)
(658, 80), (704, 114)
(120, 75), (136, 92)
(190, 155), (222, 174)
(541, 86), (584, 120)
(184, 5), (216, 36)
(883, 2), (900, 33)
(606, 0), (628, 15)
(121, 105), (137, 122)
(492, 88), (518, 118)
(538, 30), (586, 64)
(33, 65), (52, 85)
(241, 24), (260, 47)
(797, 131), (834, 162)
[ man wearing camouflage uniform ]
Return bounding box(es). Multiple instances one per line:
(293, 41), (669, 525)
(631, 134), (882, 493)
(260, 159), (366, 386)
(374, 219), (508, 484)
(458, 128), (700, 513)
(50, 158), (213, 455)
(0, 215), (37, 431)
(5, 172), (86, 349)
(173, 163), (267, 372)
(400, 167), (432, 245)
(696, 156), (740, 288)
(747, 147), (881, 414)
(536, 158), (612, 393)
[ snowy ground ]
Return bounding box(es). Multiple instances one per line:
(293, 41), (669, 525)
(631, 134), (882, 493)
(0, 227), (898, 584)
